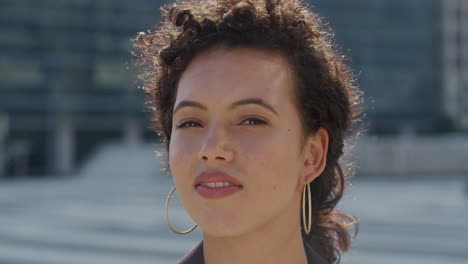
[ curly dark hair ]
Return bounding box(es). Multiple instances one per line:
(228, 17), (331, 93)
(132, 0), (363, 262)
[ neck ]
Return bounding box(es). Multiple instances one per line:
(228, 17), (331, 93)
(202, 195), (307, 264)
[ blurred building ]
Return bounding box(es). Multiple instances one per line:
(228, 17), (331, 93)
(0, 0), (162, 176)
(0, 0), (466, 176)
(439, 0), (468, 130)
(316, 0), (468, 133)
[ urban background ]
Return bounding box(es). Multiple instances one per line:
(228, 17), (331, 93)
(0, 0), (467, 263)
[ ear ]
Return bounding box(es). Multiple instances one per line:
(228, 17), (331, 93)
(301, 127), (329, 184)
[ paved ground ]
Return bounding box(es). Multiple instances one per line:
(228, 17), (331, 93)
(0, 145), (467, 264)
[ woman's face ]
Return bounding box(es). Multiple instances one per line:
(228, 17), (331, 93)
(169, 45), (326, 237)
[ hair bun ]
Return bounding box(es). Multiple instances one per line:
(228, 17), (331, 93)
(168, 8), (191, 27)
(220, 0), (255, 31)
(200, 18), (218, 34)
(231, 1), (255, 20)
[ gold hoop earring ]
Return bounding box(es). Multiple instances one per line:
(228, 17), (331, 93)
(302, 181), (312, 235)
(165, 186), (198, 235)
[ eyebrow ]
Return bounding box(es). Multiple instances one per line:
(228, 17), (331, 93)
(173, 98), (279, 117)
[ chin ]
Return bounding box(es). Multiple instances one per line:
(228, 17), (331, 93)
(196, 211), (250, 238)
(202, 223), (247, 238)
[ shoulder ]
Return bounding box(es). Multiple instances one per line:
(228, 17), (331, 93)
(177, 240), (329, 264)
(177, 241), (204, 264)
(304, 240), (329, 264)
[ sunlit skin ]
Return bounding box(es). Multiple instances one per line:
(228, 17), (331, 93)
(169, 45), (329, 264)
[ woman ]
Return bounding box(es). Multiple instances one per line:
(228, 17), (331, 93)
(132, 0), (362, 263)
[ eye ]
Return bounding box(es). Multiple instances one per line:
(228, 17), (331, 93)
(176, 120), (202, 129)
(240, 117), (268, 126)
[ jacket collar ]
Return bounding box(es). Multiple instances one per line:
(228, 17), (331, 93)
(177, 240), (329, 264)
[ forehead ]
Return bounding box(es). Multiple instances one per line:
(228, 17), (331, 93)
(176, 46), (296, 106)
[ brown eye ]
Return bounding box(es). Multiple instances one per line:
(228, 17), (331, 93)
(240, 117), (268, 126)
(176, 120), (202, 129)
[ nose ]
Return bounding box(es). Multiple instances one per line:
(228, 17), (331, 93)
(198, 125), (234, 163)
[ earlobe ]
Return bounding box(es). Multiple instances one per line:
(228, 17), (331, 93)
(303, 127), (329, 183)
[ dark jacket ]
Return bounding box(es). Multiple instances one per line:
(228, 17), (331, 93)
(177, 240), (329, 264)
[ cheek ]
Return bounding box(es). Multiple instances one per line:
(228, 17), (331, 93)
(237, 133), (273, 166)
(169, 132), (200, 159)
(238, 130), (301, 224)
(240, 131), (299, 186)
(168, 135), (198, 183)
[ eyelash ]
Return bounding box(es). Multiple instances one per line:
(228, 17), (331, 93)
(176, 117), (268, 129)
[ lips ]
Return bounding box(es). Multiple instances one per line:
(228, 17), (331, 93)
(194, 171), (243, 188)
(194, 170), (243, 199)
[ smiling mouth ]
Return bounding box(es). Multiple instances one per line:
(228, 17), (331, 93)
(195, 182), (243, 199)
(197, 182), (239, 188)
(194, 170), (243, 199)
